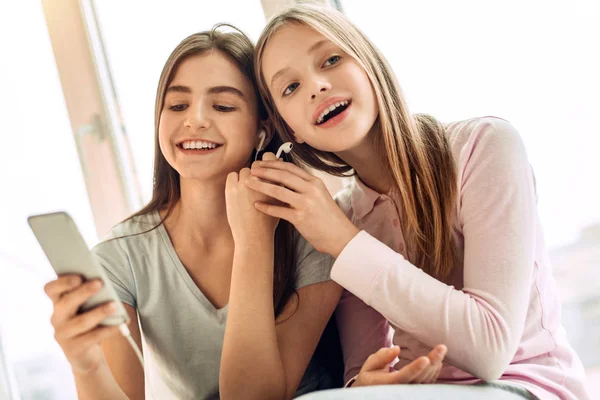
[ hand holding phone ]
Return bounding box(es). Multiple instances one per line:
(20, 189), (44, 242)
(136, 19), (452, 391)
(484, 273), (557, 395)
(28, 211), (140, 373)
(28, 211), (129, 326)
(43, 274), (124, 373)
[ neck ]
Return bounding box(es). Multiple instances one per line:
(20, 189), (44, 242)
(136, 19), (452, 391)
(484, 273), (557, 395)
(336, 124), (393, 194)
(163, 177), (233, 249)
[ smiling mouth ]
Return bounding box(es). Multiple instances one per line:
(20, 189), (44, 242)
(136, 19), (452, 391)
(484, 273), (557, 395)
(316, 100), (351, 125)
(177, 142), (223, 151)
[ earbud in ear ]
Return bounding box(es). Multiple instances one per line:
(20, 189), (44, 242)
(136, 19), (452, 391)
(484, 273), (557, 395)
(275, 142), (294, 159)
(256, 130), (266, 151)
(254, 130), (267, 161)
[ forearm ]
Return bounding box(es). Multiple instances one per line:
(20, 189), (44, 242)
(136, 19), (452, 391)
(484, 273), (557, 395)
(73, 359), (130, 400)
(220, 241), (285, 400)
(332, 232), (526, 381)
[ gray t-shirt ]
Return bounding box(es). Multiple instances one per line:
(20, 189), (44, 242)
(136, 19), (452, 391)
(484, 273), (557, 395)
(92, 211), (334, 400)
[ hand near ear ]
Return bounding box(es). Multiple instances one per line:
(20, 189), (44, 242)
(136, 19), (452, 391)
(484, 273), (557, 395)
(225, 162), (280, 244)
(246, 159), (359, 256)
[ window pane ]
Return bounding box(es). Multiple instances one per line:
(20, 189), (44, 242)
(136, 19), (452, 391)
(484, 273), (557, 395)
(0, 1), (98, 399)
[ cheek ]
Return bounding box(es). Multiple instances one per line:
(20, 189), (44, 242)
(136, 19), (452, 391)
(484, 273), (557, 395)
(157, 116), (174, 158)
(224, 115), (258, 156)
(351, 68), (378, 115)
(279, 102), (302, 131)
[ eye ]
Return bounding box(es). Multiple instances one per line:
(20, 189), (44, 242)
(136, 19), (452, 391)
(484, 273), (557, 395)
(283, 82), (299, 97)
(323, 55), (341, 67)
(169, 104), (188, 111)
(214, 105), (236, 112)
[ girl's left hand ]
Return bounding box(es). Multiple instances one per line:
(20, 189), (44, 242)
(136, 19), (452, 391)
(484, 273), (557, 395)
(246, 156), (360, 257)
(226, 165), (280, 246)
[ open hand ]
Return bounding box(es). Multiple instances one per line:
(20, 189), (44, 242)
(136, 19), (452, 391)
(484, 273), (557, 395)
(353, 344), (447, 387)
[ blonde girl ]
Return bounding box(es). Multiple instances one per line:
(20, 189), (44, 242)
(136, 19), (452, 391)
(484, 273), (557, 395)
(247, 5), (589, 400)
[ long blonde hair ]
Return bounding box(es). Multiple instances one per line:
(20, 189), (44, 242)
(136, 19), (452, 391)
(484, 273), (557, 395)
(255, 5), (458, 281)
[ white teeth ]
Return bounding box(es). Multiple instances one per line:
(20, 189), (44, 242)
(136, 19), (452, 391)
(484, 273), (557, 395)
(316, 100), (349, 124)
(181, 140), (218, 150)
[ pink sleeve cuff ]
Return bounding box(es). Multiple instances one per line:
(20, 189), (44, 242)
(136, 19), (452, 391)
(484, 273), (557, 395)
(331, 230), (403, 305)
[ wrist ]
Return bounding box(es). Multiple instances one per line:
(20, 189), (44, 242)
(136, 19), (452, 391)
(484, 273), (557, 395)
(234, 239), (273, 255)
(71, 357), (107, 379)
(329, 224), (360, 258)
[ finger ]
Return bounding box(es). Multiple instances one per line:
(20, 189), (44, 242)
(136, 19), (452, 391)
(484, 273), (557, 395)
(426, 344), (447, 364)
(422, 363), (442, 384)
(226, 172), (238, 192)
(252, 159), (315, 182)
(389, 356), (430, 384)
(70, 325), (122, 353)
(57, 301), (118, 340)
(431, 363), (442, 382)
(361, 346), (401, 372)
(239, 167), (251, 181)
(246, 179), (301, 206)
(53, 280), (104, 325)
(44, 275), (84, 303)
(412, 360), (437, 383)
(249, 167), (310, 193)
(261, 152), (277, 161)
(419, 362), (442, 384)
(254, 202), (295, 222)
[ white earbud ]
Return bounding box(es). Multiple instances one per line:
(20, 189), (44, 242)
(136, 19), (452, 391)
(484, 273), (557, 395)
(254, 130), (267, 161)
(275, 142), (294, 159)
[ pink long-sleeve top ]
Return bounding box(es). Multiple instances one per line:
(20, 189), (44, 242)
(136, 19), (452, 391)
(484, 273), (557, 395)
(332, 117), (589, 400)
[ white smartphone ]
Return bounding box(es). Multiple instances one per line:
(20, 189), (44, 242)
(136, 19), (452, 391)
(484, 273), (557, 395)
(28, 211), (129, 326)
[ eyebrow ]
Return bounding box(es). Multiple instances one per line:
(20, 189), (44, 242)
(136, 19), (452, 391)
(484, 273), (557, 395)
(166, 85), (191, 94)
(270, 39), (330, 88)
(165, 85), (246, 100)
(207, 86), (245, 99)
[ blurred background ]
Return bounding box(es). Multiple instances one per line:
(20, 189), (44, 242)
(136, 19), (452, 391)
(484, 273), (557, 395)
(0, 0), (598, 398)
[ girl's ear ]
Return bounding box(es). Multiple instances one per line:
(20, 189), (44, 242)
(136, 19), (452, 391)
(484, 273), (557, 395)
(256, 129), (267, 151)
(258, 121), (276, 149)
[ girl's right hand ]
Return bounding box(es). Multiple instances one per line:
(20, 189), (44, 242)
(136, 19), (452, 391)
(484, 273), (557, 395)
(44, 274), (122, 374)
(353, 344), (447, 387)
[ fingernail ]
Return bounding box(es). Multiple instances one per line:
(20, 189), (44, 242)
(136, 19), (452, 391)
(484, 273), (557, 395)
(106, 302), (117, 311)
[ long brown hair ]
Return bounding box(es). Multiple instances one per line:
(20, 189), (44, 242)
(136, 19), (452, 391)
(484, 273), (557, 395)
(129, 25), (297, 316)
(255, 6), (458, 281)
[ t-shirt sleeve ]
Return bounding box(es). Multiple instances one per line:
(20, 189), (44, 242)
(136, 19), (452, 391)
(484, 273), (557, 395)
(91, 235), (137, 308)
(294, 233), (334, 289)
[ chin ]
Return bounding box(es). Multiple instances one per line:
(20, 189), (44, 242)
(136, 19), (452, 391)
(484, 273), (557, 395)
(178, 169), (226, 183)
(316, 130), (371, 153)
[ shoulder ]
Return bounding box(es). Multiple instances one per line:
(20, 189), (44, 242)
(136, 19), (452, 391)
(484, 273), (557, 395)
(445, 116), (529, 174)
(293, 231), (334, 289)
(92, 212), (159, 260)
(445, 116), (526, 159)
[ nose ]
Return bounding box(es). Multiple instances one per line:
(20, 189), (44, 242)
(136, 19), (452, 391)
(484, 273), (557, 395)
(184, 104), (211, 131)
(310, 78), (332, 100)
